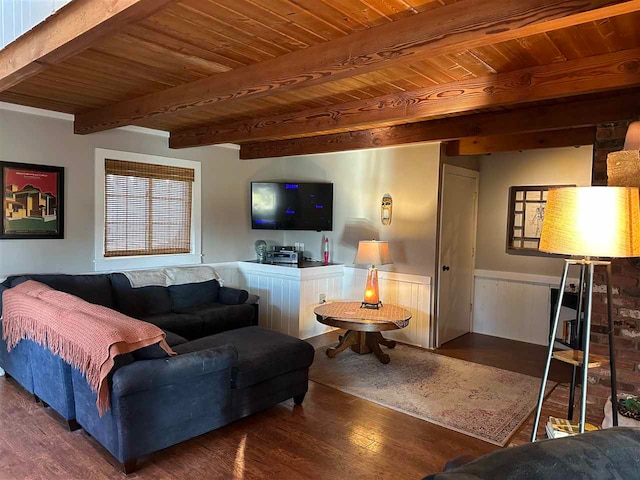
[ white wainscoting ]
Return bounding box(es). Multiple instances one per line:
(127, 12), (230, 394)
(223, 262), (432, 345)
(342, 267), (432, 348)
(236, 262), (344, 339)
(472, 270), (578, 346)
(208, 262), (242, 288)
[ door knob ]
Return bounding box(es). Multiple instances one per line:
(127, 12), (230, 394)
(442, 265), (450, 271)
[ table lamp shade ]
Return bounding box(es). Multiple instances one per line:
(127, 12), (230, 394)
(540, 187), (640, 258)
(354, 241), (393, 266)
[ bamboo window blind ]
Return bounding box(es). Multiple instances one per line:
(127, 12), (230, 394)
(104, 159), (195, 257)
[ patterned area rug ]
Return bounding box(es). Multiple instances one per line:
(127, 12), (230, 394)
(310, 344), (556, 446)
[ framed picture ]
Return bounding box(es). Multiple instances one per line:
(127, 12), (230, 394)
(1, 161), (64, 239)
(506, 185), (572, 255)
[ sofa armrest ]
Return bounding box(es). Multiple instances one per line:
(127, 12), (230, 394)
(218, 286), (249, 305)
(72, 344), (238, 464)
(112, 344), (237, 397)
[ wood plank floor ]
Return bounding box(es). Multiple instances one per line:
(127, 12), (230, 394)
(434, 333), (574, 383)
(0, 333), (603, 480)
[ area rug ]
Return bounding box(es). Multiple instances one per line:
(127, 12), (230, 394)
(310, 344), (556, 446)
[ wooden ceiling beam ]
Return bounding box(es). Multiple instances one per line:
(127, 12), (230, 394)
(0, 0), (177, 92)
(238, 92), (639, 159)
(170, 48), (640, 148)
(74, 0), (640, 134)
(445, 127), (596, 156)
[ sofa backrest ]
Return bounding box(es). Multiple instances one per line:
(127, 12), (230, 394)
(2, 271), (232, 320)
(5, 274), (115, 309)
(109, 273), (173, 319)
(168, 279), (220, 311)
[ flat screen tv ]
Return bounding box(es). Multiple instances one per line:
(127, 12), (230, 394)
(251, 182), (333, 231)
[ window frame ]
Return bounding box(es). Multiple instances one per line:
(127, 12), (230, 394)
(94, 148), (201, 272)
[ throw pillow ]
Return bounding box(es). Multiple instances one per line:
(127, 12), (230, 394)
(168, 280), (220, 311)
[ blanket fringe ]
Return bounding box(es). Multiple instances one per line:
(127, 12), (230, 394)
(3, 314), (104, 395)
(2, 282), (174, 416)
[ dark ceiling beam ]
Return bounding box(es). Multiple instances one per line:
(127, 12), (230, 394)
(237, 92), (639, 159)
(445, 127), (596, 156)
(73, 0), (640, 134)
(170, 48), (640, 148)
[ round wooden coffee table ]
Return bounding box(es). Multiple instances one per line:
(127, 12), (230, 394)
(314, 301), (411, 364)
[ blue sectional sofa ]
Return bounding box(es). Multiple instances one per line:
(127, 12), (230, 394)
(0, 272), (314, 474)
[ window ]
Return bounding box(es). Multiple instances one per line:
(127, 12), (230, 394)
(95, 149), (201, 271)
(104, 159), (194, 257)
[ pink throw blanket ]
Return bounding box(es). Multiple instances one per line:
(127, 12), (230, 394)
(2, 280), (175, 415)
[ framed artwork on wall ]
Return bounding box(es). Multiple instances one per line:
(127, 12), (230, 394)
(0, 161), (64, 239)
(506, 185), (572, 256)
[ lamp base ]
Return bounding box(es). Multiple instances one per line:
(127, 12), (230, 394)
(361, 301), (383, 310)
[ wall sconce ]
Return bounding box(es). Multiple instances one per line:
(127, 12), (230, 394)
(381, 193), (392, 226)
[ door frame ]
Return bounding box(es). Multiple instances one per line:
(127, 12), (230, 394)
(435, 164), (479, 348)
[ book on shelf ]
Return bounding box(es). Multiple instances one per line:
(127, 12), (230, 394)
(546, 416), (599, 439)
(561, 320), (571, 344)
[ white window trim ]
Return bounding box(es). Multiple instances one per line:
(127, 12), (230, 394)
(94, 148), (202, 272)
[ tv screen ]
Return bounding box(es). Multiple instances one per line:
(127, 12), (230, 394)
(251, 182), (333, 231)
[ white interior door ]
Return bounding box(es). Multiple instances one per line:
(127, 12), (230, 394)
(437, 165), (479, 346)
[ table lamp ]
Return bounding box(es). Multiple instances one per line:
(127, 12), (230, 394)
(531, 186), (640, 441)
(354, 240), (393, 309)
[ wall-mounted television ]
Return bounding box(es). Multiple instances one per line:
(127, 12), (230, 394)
(251, 182), (333, 231)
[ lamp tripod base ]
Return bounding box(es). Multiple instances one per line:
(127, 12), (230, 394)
(530, 258), (619, 442)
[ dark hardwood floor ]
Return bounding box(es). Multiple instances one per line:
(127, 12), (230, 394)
(0, 332), (602, 479)
(435, 333), (574, 383)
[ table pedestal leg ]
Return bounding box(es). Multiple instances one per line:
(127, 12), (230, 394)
(376, 333), (396, 349)
(326, 330), (358, 358)
(326, 331), (395, 364)
(351, 331), (371, 354)
(366, 333), (391, 364)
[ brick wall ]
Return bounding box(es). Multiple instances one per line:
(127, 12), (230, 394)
(589, 120), (639, 409)
(593, 121), (631, 185)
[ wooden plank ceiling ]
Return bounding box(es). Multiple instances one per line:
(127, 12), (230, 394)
(1, 0), (640, 157)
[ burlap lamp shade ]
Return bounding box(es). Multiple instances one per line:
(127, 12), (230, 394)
(539, 187), (640, 258)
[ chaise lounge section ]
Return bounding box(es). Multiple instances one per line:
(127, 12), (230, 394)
(0, 270), (314, 473)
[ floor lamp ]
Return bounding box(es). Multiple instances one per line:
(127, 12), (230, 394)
(531, 186), (640, 441)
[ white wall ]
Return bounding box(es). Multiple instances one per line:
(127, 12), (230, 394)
(0, 107), (285, 277)
(279, 142), (443, 278)
(0, 107), (444, 280)
(475, 146), (594, 277)
(1, 110), (443, 345)
(470, 146), (593, 345)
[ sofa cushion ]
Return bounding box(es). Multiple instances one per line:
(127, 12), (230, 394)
(218, 287), (249, 305)
(422, 428), (640, 480)
(168, 280), (220, 311)
(173, 326), (314, 389)
(177, 303), (255, 336)
(142, 313), (203, 340)
(132, 344), (169, 361)
(7, 274), (114, 309)
(163, 330), (188, 347)
(110, 273), (172, 318)
(131, 330), (188, 361)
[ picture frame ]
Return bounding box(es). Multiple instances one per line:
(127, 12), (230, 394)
(1, 161), (64, 239)
(506, 185), (572, 256)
